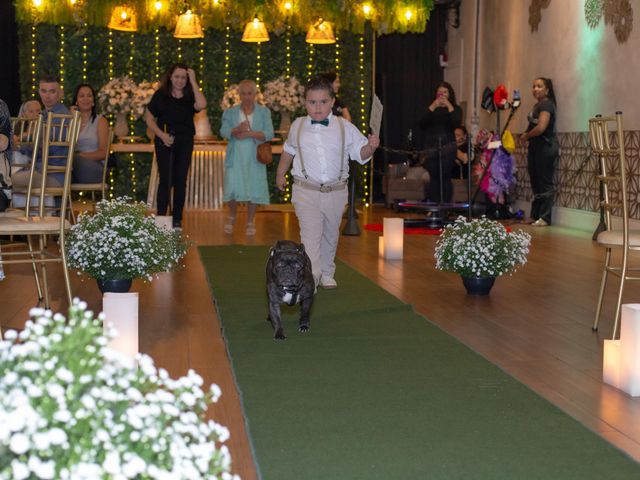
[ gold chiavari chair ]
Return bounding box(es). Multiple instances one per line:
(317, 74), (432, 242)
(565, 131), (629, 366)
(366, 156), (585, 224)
(2, 115), (44, 217)
(0, 111), (80, 308)
(590, 112), (640, 339)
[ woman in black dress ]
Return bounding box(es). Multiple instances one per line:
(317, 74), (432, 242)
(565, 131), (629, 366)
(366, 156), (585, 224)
(145, 63), (206, 230)
(419, 81), (462, 203)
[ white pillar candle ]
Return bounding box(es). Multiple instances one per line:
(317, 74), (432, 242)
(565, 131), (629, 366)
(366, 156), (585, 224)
(619, 304), (640, 396)
(154, 215), (173, 230)
(383, 217), (404, 260)
(378, 236), (385, 258)
(103, 292), (139, 359)
(603, 339), (622, 389)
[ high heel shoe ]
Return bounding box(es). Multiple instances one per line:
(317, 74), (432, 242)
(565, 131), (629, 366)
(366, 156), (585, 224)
(246, 222), (256, 236)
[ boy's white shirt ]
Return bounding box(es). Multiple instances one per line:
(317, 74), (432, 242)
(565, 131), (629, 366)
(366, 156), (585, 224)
(283, 113), (370, 184)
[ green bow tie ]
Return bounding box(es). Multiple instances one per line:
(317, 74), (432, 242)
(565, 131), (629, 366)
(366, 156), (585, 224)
(311, 118), (329, 126)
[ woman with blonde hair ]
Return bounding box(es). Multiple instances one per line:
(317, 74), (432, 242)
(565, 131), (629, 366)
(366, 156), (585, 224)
(220, 80), (274, 236)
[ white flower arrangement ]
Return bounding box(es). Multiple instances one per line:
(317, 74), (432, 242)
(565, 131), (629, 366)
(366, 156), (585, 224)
(219, 83), (265, 110)
(66, 197), (189, 281)
(434, 216), (531, 278)
(0, 300), (239, 480)
(261, 76), (304, 112)
(97, 77), (158, 118)
(131, 80), (160, 118)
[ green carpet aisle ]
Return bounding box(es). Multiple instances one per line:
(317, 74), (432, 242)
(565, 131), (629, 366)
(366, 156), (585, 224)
(199, 245), (640, 480)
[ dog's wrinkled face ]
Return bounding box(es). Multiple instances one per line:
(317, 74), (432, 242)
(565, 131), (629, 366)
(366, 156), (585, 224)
(272, 250), (308, 291)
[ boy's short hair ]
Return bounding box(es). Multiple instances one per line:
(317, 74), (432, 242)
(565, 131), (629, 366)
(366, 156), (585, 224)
(305, 76), (335, 99)
(39, 72), (61, 85)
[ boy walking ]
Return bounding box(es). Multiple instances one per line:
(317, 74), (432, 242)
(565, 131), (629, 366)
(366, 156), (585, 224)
(276, 76), (379, 288)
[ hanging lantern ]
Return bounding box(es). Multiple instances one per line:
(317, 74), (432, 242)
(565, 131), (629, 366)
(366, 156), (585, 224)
(174, 9), (205, 39)
(107, 5), (138, 32)
(306, 19), (336, 44)
(242, 17), (270, 43)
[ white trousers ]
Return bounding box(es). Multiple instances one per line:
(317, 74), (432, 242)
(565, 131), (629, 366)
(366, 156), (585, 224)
(291, 184), (348, 284)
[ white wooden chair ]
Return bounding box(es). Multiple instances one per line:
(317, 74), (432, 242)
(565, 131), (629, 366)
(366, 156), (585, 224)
(0, 111), (80, 308)
(590, 112), (640, 339)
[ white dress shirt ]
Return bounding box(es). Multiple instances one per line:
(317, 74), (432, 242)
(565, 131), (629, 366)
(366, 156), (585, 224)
(283, 114), (370, 184)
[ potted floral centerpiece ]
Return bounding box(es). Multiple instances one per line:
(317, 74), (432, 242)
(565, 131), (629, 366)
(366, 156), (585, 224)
(261, 75), (305, 131)
(66, 197), (189, 293)
(0, 300), (239, 479)
(98, 77), (157, 138)
(434, 216), (531, 295)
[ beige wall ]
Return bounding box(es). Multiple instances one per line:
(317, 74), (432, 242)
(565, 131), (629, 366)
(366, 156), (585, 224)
(446, 0), (640, 134)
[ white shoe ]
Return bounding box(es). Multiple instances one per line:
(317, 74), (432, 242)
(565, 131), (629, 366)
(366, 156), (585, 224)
(320, 276), (337, 289)
(532, 218), (549, 227)
(223, 217), (235, 234)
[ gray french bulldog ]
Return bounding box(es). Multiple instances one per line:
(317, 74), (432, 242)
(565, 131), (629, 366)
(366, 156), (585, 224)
(266, 240), (315, 340)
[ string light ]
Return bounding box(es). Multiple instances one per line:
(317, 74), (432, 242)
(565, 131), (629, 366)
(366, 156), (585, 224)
(334, 33), (340, 74)
(108, 30), (114, 80)
(177, 38), (182, 61)
(199, 37), (205, 88)
(154, 27), (160, 81)
(256, 42), (262, 87)
(223, 25), (230, 88)
(285, 25), (291, 79)
(128, 32), (135, 194)
(59, 25), (65, 92)
(358, 33), (368, 205)
(82, 27), (88, 81)
(307, 43), (314, 81)
(30, 24), (37, 97)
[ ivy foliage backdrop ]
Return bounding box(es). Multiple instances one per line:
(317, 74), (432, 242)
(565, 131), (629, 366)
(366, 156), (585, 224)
(14, 0), (435, 35)
(17, 23), (372, 200)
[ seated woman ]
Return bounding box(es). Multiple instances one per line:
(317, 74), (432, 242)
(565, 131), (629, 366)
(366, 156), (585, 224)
(71, 83), (109, 183)
(12, 99), (41, 169)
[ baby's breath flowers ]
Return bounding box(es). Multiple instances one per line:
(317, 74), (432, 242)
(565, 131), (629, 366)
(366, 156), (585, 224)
(66, 197), (189, 281)
(0, 299), (239, 479)
(434, 216), (531, 278)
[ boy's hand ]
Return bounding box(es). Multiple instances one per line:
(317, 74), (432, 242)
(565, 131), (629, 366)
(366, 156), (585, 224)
(367, 134), (380, 150)
(276, 173), (287, 191)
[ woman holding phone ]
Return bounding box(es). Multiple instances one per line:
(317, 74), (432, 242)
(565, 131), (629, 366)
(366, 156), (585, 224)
(419, 82), (462, 203)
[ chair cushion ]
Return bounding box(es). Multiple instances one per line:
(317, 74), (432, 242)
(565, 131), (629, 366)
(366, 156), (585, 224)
(0, 216), (70, 234)
(597, 229), (640, 247)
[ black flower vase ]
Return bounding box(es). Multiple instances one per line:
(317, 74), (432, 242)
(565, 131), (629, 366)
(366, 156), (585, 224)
(96, 278), (133, 294)
(461, 276), (496, 296)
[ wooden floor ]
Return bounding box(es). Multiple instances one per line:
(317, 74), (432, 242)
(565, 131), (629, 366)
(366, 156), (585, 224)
(3, 205), (640, 478)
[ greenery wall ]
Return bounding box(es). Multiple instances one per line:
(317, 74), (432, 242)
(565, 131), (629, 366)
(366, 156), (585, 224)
(17, 23), (373, 202)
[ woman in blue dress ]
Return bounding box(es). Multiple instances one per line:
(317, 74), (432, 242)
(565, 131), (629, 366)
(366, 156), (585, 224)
(220, 80), (274, 236)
